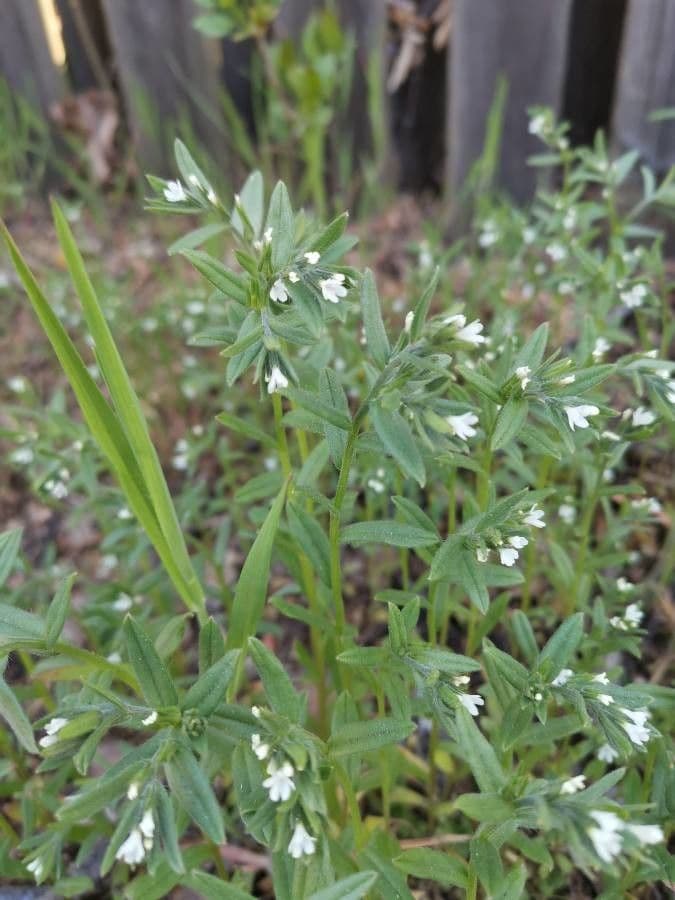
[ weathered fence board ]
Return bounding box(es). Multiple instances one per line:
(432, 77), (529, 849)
(0, 0), (64, 113)
(612, 0), (675, 172)
(100, 0), (222, 172)
(447, 0), (573, 203)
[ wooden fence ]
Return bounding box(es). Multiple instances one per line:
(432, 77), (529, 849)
(2, 0), (675, 201)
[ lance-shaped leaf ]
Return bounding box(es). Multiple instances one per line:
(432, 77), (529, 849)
(341, 520), (438, 549)
(45, 573), (75, 649)
(123, 616), (178, 708)
(371, 406), (425, 487)
(329, 717), (414, 757)
(453, 707), (505, 793)
(395, 848), (467, 889)
(181, 649), (239, 717)
(0, 658), (37, 753)
(0, 528), (22, 589)
(249, 637), (303, 724)
(307, 872), (379, 900)
(165, 744), (225, 843)
(361, 269), (390, 368)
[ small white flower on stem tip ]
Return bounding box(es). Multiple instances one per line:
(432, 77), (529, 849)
(142, 711), (158, 726)
(116, 828), (146, 866)
(251, 733), (270, 760)
(588, 810), (623, 863)
(38, 717), (68, 748)
(601, 430), (620, 442)
(620, 708), (650, 748)
(597, 743), (619, 764)
(264, 227), (273, 245)
(252, 706), (261, 718)
(446, 412), (479, 440)
(26, 858), (44, 881)
(263, 759), (295, 802)
(288, 271), (300, 283)
(304, 251), (320, 265)
(523, 227), (536, 244)
(624, 603), (643, 627)
(499, 547), (519, 567)
(404, 310), (414, 333)
(127, 782), (139, 800)
(476, 546), (489, 563)
(592, 672), (609, 685)
(319, 273), (347, 303)
(515, 366), (531, 389)
(626, 824), (664, 846)
(616, 577), (633, 593)
(560, 775), (585, 794)
(523, 505), (545, 528)
(367, 478), (385, 494)
(207, 188), (217, 205)
(508, 535), (528, 549)
(620, 283), (647, 308)
(139, 810), (155, 849)
(551, 668), (573, 687)
(113, 593), (133, 612)
(269, 279), (289, 303)
(592, 337), (610, 360)
(631, 406), (656, 427)
(458, 693), (484, 716)
(529, 113), (547, 137)
(188, 174), (199, 187)
(288, 822), (317, 859)
(563, 209), (577, 230)
(163, 180), (186, 203)
(558, 374), (576, 386)
(564, 404), (600, 431)
(453, 675), (471, 686)
(558, 503), (576, 524)
(597, 693), (614, 706)
(265, 366), (289, 395)
(546, 243), (567, 262)
(455, 319), (486, 345)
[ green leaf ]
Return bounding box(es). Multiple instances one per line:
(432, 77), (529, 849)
(409, 266), (439, 341)
(360, 269), (390, 368)
(182, 250), (247, 303)
(371, 406), (425, 487)
(319, 368), (349, 467)
(123, 616), (178, 707)
(226, 478), (289, 651)
(167, 222), (227, 255)
(514, 323), (549, 371)
(187, 872), (255, 900)
(174, 138), (211, 192)
(156, 785), (185, 874)
(454, 792), (515, 823)
(45, 573), (75, 649)
(429, 533), (464, 582)
(395, 848), (467, 888)
(491, 397), (529, 451)
(181, 649), (239, 717)
(456, 552), (489, 613)
(232, 170), (264, 237)
(454, 707), (505, 792)
(0, 661), (38, 752)
(308, 212), (349, 254)
(0, 603), (44, 644)
(248, 637), (303, 724)
(266, 181), (295, 267)
(287, 501), (331, 585)
(216, 410), (275, 448)
(341, 521), (438, 549)
(284, 387), (352, 430)
(0, 528), (22, 589)
(407, 647), (481, 675)
(538, 613), (584, 675)
(482, 639), (529, 691)
(308, 871), (379, 900)
(329, 718), (414, 757)
(165, 744), (225, 843)
(199, 618), (225, 673)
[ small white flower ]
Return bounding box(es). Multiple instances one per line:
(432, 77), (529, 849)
(564, 404), (600, 431)
(288, 271), (300, 283)
(534, 691), (543, 701)
(207, 188), (217, 205)
(26, 858), (44, 881)
(263, 759), (295, 802)
(631, 407), (655, 427)
(304, 251), (320, 265)
(588, 811), (623, 863)
(288, 822), (317, 859)
(626, 824), (664, 846)
(127, 782), (139, 800)
(10, 447), (34, 465)
(139, 809), (155, 849)
(597, 743), (619, 763)
(558, 503), (576, 524)
(404, 310), (414, 333)
(499, 547), (519, 567)
(601, 430), (620, 442)
(107, 651), (122, 663)
(476, 546), (489, 563)
(187, 174), (199, 187)
(515, 365), (531, 389)
(265, 365), (289, 395)
(592, 337), (610, 360)
(163, 180), (186, 203)
(558, 280), (574, 295)
(446, 412), (479, 441)
(117, 507), (132, 520)
(593, 672), (610, 685)
(39, 716), (68, 748)
(552, 668), (573, 687)
(455, 319), (486, 345)
(616, 577), (633, 593)
(478, 225), (499, 248)
(546, 243), (567, 262)
(187, 301), (205, 316)
(269, 278), (289, 304)
(523, 505), (546, 528)
(251, 733), (270, 760)
(508, 535), (528, 549)
(367, 478), (385, 494)
(621, 708), (650, 748)
(264, 227), (273, 245)
(529, 113), (547, 137)
(252, 706), (261, 718)
(453, 675), (471, 686)
(560, 775), (585, 794)
(558, 374), (576, 385)
(458, 693), (484, 716)
(624, 603), (643, 627)
(620, 284), (647, 309)
(116, 827), (146, 866)
(113, 593), (133, 612)
(563, 209), (577, 230)
(523, 227), (536, 244)
(597, 693), (614, 706)
(319, 273), (347, 304)
(142, 711), (158, 726)
(623, 707), (650, 726)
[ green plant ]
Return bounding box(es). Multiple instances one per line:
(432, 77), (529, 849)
(0, 128), (673, 897)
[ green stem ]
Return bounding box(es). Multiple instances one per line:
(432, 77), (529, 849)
(329, 425), (359, 639)
(570, 465), (603, 614)
(272, 392), (292, 477)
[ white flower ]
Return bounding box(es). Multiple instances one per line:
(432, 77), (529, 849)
(478, 225), (499, 248)
(187, 174), (199, 187)
(304, 251), (320, 265)
(453, 675), (470, 686)
(563, 209), (577, 230)
(552, 668), (573, 687)
(597, 693), (614, 706)
(499, 547), (519, 567)
(319, 273), (347, 304)
(113, 593), (133, 612)
(288, 822), (317, 859)
(592, 337), (610, 360)
(564, 404), (600, 431)
(163, 180), (186, 203)
(446, 412), (479, 440)
(107, 651), (122, 663)
(597, 743), (619, 763)
(269, 278), (289, 304)
(142, 711), (158, 726)
(546, 243), (567, 262)
(7, 375), (27, 393)
(367, 478), (385, 494)
(523, 505), (545, 528)
(631, 406), (655, 427)
(263, 759), (295, 802)
(626, 824), (664, 846)
(558, 374), (576, 385)
(593, 672), (609, 685)
(508, 535), (528, 549)
(588, 811), (623, 863)
(476, 546), (489, 563)
(523, 227), (536, 244)
(10, 447), (34, 465)
(455, 319), (486, 345)
(117, 507), (132, 521)
(116, 828), (146, 866)
(39, 716), (68, 748)
(265, 365), (289, 395)
(558, 503), (576, 524)
(624, 603), (643, 627)
(251, 733), (270, 760)
(139, 809), (155, 849)
(252, 706), (261, 718)
(620, 708), (650, 748)
(26, 858), (44, 881)
(404, 310), (414, 333)
(264, 227), (273, 245)
(515, 365), (531, 389)
(127, 782), (139, 800)
(288, 271), (300, 283)
(187, 301), (205, 316)
(458, 693), (484, 716)
(620, 284), (647, 308)
(560, 775), (585, 794)
(529, 114), (547, 137)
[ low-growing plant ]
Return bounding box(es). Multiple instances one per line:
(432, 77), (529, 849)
(0, 122), (673, 898)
